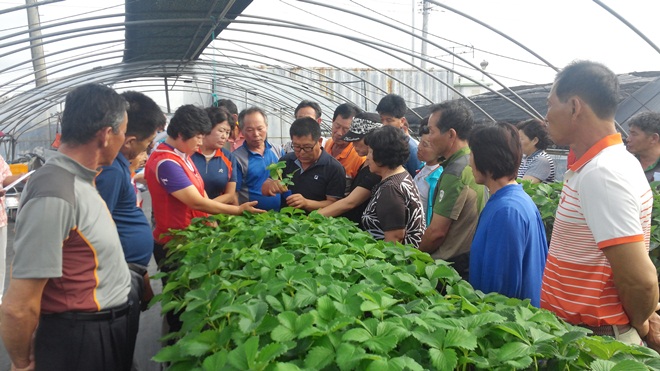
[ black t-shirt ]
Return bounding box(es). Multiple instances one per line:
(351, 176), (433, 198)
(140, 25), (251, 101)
(341, 165), (381, 225)
(281, 151), (346, 203)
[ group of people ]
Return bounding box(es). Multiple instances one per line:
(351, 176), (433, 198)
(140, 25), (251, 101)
(1, 59), (660, 371)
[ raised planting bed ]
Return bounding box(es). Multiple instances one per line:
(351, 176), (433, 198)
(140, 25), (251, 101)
(152, 208), (660, 370)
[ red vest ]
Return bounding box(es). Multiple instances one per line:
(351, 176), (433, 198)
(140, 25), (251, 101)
(146, 143), (209, 243)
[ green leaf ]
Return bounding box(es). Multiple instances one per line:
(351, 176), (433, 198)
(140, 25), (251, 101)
(227, 336), (259, 370)
(304, 346), (335, 369)
(610, 359), (649, 371)
(365, 358), (389, 371)
(429, 348), (458, 371)
(256, 342), (288, 364)
(265, 295), (284, 312)
(317, 295), (338, 321)
(529, 327), (556, 342)
(179, 337), (213, 357)
(364, 335), (399, 354)
(342, 328), (372, 342)
(389, 355), (425, 371)
(274, 362), (302, 371)
(376, 321), (410, 342)
(561, 330), (589, 344)
(152, 345), (184, 363)
(336, 342), (367, 371)
(274, 252), (296, 266)
(493, 323), (528, 341)
(504, 356), (534, 369)
(463, 312), (507, 330)
(328, 316), (355, 332)
(238, 302), (269, 334)
(293, 288), (317, 309)
(460, 297), (479, 314)
(495, 342), (531, 362)
(589, 359), (617, 371)
(295, 313), (315, 336)
(167, 360), (199, 371)
(444, 328), (477, 350)
(271, 311), (315, 341)
(189, 263), (209, 279)
(271, 323), (296, 342)
(202, 350), (228, 371)
(411, 329), (443, 349)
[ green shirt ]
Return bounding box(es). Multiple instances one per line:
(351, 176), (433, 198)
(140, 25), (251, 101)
(430, 146), (488, 260)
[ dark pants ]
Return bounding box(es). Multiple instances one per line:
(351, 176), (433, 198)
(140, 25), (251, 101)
(35, 305), (131, 371)
(127, 269), (144, 367)
(153, 241), (182, 335)
(448, 252), (470, 281)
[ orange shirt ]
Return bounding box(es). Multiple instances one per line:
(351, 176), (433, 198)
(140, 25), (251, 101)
(540, 134), (652, 326)
(325, 139), (365, 179)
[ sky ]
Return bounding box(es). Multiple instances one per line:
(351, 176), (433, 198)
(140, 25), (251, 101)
(0, 0), (659, 97)
(229, 0), (660, 86)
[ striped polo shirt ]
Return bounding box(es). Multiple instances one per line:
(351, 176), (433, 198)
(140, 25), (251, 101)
(540, 134), (652, 326)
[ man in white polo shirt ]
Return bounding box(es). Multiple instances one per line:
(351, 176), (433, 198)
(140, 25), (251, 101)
(541, 60), (659, 347)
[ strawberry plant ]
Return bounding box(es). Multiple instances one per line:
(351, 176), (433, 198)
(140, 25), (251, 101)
(152, 209), (660, 370)
(520, 180), (563, 241)
(267, 161), (296, 188)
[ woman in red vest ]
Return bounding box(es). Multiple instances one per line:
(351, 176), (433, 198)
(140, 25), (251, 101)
(145, 105), (262, 259)
(145, 104), (263, 333)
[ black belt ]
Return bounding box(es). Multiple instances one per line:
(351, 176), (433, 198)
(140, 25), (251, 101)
(579, 323), (631, 337)
(42, 303), (130, 322)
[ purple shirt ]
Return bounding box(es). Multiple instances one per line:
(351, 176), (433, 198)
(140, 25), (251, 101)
(156, 152), (196, 194)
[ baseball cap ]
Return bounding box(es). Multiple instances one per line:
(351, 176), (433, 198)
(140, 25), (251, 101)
(342, 112), (381, 142)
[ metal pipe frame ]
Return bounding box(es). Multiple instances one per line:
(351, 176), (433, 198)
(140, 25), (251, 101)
(1, 1), (657, 139)
(211, 41), (386, 107)
(200, 50), (359, 112)
(293, 0), (543, 119)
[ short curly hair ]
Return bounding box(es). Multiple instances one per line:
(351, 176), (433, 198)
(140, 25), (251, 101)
(516, 118), (553, 150)
(167, 105), (212, 140)
(364, 125), (409, 169)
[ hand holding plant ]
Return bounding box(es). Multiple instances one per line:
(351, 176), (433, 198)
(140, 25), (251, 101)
(262, 161), (296, 196)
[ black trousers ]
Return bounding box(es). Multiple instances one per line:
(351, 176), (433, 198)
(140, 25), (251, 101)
(127, 269), (144, 367)
(153, 241), (182, 335)
(35, 305), (131, 371)
(448, 252), (470, 281)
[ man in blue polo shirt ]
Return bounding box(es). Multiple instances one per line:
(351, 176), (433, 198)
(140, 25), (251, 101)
(234, 107), (283, 211)
(262, 117), (346, 212)
(95, 91), (165, 364)
(95, 91), (165, 366)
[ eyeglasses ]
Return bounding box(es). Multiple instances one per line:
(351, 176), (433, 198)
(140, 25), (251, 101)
(292, 142), (318, 152)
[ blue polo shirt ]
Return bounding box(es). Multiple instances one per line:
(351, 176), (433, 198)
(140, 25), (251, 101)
(191, 148), (237, 199)
(234, 141), (283, 211)
(96, 152), (153, 266)
(404, 135), (422, 177)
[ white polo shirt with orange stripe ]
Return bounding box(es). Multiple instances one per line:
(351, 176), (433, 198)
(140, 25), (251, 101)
(540, 133), (652, 327)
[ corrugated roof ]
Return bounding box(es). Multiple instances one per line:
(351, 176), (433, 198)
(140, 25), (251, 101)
(407, 71), (660, 135)
(124, 0), (252, 63)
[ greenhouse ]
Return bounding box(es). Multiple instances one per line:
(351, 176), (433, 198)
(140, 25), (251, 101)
(0, 0), (660, 370)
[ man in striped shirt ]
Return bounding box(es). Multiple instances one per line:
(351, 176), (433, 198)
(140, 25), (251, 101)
(541, 60), (659, 346)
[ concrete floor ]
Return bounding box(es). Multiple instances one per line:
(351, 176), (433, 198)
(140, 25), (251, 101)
(0, 191), (164, 371)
